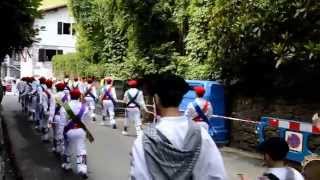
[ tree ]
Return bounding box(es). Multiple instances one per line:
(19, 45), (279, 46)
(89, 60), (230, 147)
(0, 0), (41, 60)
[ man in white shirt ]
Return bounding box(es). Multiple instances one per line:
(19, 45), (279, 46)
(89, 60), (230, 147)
(130, 73), (227, 180)
(123, 80), (148, 136)
(185, 86), (213, 131)
(83, 78), (97, 121)
(100, 77), (118, 128)
(49, 82), (69, 155)
(62, 89), (91, 178)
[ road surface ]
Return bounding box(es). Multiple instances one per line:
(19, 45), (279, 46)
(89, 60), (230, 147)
(1, 95), (265, 180)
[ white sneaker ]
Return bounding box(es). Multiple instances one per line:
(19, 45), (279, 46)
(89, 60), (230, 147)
(122, 131), (128, 136)
(62, 163), (72, 170)
(51, 147), (56, 153)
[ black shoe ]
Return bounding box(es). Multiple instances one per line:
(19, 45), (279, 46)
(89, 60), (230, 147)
(79, 172), (88, 179)
(112, 124), (117, 129)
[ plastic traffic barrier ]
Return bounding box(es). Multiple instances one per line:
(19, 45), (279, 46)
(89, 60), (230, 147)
(257, 117), (320, 162)
(179, 80), (228, 144)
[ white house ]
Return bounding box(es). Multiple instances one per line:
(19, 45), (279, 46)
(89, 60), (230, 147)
(20, 4), (76, 78)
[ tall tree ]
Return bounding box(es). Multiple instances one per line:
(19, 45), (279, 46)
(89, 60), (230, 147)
(0, 0), (41, 60)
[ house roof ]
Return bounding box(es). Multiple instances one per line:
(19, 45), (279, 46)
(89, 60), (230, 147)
(40, 0), (67, 11)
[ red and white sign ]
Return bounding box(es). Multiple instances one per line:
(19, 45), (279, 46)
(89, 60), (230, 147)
(268, 118), (320, 135)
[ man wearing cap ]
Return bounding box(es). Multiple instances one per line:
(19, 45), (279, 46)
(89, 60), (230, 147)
(20, 77), (33, 113)
(100, 77), (118, 127)
(130, 73), (226, 180)
(72, 77), (80, 90)
(83, 78), (97, 121)
(185, 86), (213, 131)
(29, 77), (41, 124)
(35, 77), (47, 135)
(40, 79), (54, 141)
(62, 89), (90, 178)
(122, 79), (148, 136)
(49, 82), (69, 155)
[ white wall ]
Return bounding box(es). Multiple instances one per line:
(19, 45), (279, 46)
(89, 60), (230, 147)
(20, 7), (76, 78)
(34, 7), (76, 49)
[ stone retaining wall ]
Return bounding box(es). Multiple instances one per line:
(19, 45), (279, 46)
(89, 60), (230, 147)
(228, 95), (320, 152)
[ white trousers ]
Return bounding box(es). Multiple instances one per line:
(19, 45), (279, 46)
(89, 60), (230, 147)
(29, 96), (37, 113)
(125, 108), (142, 135)
(66, 128), (87, 174)
(102, 100), (115, 125)
(85, 97), (95, 118)
(53, 115), (67, 154)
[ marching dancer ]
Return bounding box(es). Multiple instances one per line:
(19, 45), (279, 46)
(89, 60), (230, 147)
(61, 89), (93, 178)
(122, 80), (148, 136)
(100, 78), (118, 127)
(185, 86), (213, 131)
(49, 82), (69, 155)
(83, 78), (97, 121)
(40, 79), (54, 141)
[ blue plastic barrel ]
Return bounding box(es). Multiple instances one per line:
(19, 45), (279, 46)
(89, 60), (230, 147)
(179, 80), (229, 144)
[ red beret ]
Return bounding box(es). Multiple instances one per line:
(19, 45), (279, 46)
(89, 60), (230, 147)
(26, 77), (33, 83)
(39, 77), (46, 84)
(194, 86), (205, 97)
(105, 78), (113, 84)
(87, 78), (93, 84)
(128, 80), (138, 88)
(55, 83), (65, 91)
(45, 80), (53, 88)
(70, 89), (81, 99)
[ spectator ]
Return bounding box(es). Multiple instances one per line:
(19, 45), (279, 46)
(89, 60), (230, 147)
(130, 73), (226, 180)
(240, 137), (304, 180)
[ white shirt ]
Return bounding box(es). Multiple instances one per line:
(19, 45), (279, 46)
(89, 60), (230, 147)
(262, 167), (304, 180)
(84, 84), (97, 99)
(123, 88), (147, 110)
(67, 100), (90, 122)
(48, 91), (69, 123)
(130, 116), (227, 180)
(100, 85), (118, 101)
(42, 87), (54, 114)
(185, 98), (213, 121)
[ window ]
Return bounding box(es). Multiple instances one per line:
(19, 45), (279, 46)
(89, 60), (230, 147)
(57, 22), (73, 35)
(38, 49), (63, 62)
(63, 23), (71, 34)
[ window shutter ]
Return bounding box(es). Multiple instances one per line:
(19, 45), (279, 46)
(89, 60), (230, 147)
(38, 49), (45, 62)
(58, 22), (62, 34)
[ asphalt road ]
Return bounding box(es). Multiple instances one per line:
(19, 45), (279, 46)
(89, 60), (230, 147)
(1, 95), (265, 180)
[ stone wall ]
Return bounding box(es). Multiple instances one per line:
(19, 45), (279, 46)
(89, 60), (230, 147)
(228, 96), (320, 152)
